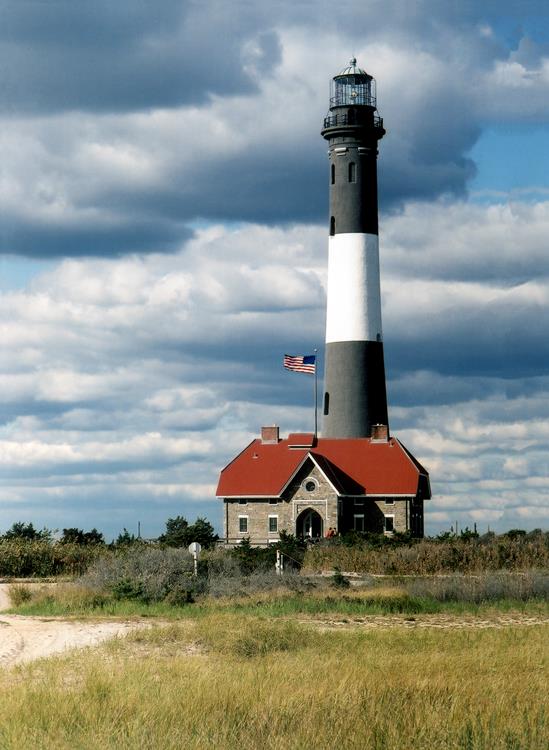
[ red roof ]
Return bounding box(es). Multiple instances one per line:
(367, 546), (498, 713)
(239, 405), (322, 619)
(216, 434), (429, 498)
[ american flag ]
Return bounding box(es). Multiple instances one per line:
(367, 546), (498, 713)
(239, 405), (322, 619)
(283, 354), (316, 374)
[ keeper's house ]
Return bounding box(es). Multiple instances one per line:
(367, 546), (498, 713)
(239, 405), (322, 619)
(216, 426), (430, 546)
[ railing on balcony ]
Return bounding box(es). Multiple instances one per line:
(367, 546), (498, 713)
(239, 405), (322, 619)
(323, 112), (384, 130)
(329, 91), (376, 108)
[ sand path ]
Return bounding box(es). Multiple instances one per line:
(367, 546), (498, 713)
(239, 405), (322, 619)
(0, 584), (146, 667)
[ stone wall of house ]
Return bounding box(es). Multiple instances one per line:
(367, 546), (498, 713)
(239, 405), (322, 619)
(224, 460), (338, 545)
(339, 497), (410, 534)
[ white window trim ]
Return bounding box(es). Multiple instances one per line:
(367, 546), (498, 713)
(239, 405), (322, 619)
(238, 515), (249, 534)
(268, 515), (278, 533)
(384, 514), (395, 533)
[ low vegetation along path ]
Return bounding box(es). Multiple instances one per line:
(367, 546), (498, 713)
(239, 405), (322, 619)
(301, 612), (549, 631)
(0, 584), (145, 668)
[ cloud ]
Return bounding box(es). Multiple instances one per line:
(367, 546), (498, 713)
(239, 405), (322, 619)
(1, 202), (548, 536)
(3, 4), (549, 257)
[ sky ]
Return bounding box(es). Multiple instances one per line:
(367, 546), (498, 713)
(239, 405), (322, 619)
(1, 0), (549, 539)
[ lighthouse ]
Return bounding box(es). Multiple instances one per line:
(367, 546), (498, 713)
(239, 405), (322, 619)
(216, 60), (431, 545)
(321, 58), (388, 439)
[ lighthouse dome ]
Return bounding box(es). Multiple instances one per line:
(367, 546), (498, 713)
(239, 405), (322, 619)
(338, 57), (370, 78)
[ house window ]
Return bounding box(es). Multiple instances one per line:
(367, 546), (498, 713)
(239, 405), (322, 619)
(239, 516), (248, 533)
(384, 515), (394, 533)
(354, 514), (365, 532)
(385, 497), (394, 505)
(348, 161), (356, 182)
(268, 516), (278, 533)
(331, 163), (335, 184)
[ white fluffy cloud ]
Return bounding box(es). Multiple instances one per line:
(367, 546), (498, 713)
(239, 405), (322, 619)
(1, 198), (549, 536)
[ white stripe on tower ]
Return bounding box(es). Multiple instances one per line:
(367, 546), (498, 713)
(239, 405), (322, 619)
(325, 233), (382, 344)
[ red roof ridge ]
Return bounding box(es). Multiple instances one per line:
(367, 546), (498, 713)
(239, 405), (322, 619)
(393, 437), (429, 476)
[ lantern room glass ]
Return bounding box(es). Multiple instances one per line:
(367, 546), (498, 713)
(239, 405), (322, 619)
(330, 74), (377, 109)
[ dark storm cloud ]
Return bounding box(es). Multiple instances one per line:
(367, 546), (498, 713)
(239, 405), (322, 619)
(2, 0), (547, 257)
(0, 1), (282, 114)
(0, 217), (191, 258)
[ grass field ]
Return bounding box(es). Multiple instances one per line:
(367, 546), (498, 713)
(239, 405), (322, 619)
(1, 585), (548, 749)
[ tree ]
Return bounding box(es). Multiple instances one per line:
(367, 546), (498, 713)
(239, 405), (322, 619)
(115, 528), (138, 546)
(158, 516), (189, 547)
(60, 528), (105, 546)
(2, 521), (52, 542)
(187, 517), (218, 549)
(159, 516), (218, 549)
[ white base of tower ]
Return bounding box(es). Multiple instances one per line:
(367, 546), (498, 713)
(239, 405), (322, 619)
(325, 233), (382, 344)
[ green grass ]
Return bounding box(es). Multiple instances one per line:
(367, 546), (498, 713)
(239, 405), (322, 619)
(0, 613), (547, 748)
(7, 582), (549, 619)
(8, 597), (192, 619)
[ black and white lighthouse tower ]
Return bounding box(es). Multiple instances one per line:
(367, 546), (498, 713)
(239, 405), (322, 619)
(216, 60), (431, 543)
(321, 58), (389, 439)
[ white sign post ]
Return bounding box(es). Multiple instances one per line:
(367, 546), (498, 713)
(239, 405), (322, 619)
(188, 541), (202, 577)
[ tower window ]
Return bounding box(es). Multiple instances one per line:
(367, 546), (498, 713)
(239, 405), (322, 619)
(329, 217), (335, 236)
(348, 162), (356, 182)
(331, 163), (335, 184)
(323, 392), (330, 415)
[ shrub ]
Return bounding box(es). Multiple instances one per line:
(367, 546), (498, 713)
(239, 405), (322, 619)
(406, 571), (549, 603)
(80, 546), (200, 603)
(331, 567), (350, 589)
(7, 583), (33, 606)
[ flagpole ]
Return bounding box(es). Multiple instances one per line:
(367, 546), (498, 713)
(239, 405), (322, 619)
(313, 348), (318, 439)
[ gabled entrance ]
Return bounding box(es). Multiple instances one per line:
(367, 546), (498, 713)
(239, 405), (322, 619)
(296, 508), (323, 539)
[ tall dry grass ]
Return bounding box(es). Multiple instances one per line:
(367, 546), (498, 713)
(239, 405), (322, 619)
(0, 539), (103, 577)
(0, 614), (546, 748)
(303, 535), (549, 575)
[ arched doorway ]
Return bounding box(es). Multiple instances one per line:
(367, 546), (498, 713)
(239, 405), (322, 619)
(296, 508), (323, 539)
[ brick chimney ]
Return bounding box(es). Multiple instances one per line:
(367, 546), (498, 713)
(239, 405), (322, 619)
(261, 425), (280, 444)
(371, 423), (389, 441)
